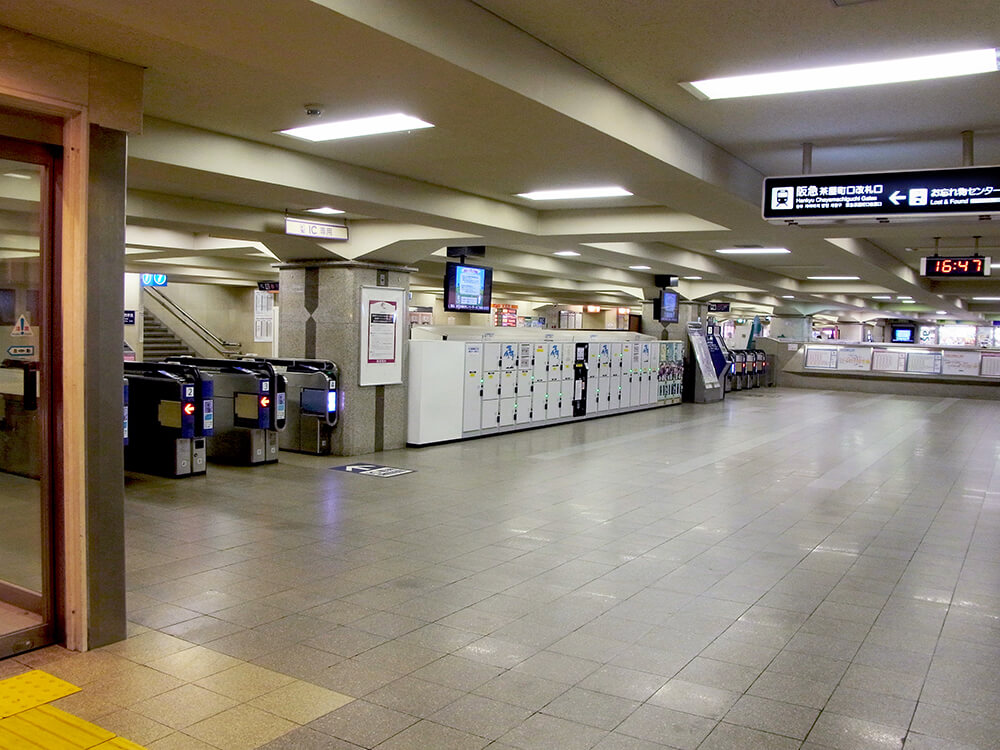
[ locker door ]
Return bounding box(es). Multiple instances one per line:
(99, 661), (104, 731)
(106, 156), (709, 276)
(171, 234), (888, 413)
(516, 368), (533, 423)
(499, 398), (516, 427)
(463, 343), (483, 432)
(499, 369), (516, 399)
(500, 342), (517, 370)
(483, 342), (502, 369)
(640, 343), (653, 404)
(532, 344), (548, 420)
(561, 345), (575, 417)
(620, 343), (633, 408)
(596, 343), (610, 412)
(481, 370), (500, 430)
(630, 343), (642, 406)
(610, 343), (623, 409)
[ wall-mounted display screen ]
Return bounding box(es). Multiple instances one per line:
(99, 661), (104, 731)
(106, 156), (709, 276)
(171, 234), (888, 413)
(444, 262), (493, 313)
(920, 255), (991, 277)
(890, 325), (915, 343)
(657, 290), (679, 323)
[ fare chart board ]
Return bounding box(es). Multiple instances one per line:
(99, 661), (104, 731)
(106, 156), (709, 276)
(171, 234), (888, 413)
(763, 166), (1000, 221)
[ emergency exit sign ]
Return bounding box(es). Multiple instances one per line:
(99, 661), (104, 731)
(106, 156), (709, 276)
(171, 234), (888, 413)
(763, 165), (1000, 221)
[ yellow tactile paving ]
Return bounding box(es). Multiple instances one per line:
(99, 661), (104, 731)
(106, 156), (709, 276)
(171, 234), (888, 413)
(0, 670), (81, 718)
(2, 705), (116, 748)
(0, 672), (148, 750)
(95, 738), (148, 750)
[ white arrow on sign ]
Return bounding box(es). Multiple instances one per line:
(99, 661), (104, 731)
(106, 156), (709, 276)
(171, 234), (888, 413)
(888, 190), (906, 206)
(343, 464), (378, 472)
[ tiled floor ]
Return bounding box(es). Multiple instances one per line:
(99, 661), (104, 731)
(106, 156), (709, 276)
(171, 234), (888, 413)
(4, 388), (1000, 749)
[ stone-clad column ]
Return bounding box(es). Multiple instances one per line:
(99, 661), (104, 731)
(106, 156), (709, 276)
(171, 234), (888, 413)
(278, 261), (413, 456)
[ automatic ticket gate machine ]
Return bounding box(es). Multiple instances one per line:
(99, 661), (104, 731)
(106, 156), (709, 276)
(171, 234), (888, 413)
(123, 362), (214, 477)
(242, 357), (339, 454)
(166, 357), (285, 465)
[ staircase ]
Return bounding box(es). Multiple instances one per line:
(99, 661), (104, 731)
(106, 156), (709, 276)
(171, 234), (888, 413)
(142, 310), (196, 361)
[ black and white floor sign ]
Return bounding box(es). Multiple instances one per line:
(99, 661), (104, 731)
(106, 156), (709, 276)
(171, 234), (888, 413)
(331, 463), (415, 477)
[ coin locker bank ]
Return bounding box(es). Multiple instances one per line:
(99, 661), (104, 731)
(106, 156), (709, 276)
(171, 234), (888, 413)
(408, 333), (683, 445)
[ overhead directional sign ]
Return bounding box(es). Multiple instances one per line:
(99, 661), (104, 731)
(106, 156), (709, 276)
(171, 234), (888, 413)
(763, 165), (1000, 221)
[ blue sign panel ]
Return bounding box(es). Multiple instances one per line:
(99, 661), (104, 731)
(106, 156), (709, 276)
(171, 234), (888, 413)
(140, 273), (168, 287)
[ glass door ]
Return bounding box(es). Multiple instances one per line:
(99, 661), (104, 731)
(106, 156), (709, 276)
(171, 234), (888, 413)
(0, 139), (57, 658)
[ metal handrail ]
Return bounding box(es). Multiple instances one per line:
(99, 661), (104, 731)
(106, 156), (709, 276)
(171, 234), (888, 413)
(143, 287), (241, 352)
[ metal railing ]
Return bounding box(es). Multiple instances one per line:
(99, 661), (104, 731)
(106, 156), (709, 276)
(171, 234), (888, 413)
(143, 287), (242, 356)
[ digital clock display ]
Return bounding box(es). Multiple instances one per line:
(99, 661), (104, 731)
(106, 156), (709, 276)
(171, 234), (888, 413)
(920, 255), (991, 277)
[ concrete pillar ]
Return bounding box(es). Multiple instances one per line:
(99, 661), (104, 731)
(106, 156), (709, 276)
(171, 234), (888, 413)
(769, 314), (812, 340)
(278, 261), (412, 456)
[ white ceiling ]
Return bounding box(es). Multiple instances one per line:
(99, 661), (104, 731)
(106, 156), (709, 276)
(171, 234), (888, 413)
(1, 0), (999, 319)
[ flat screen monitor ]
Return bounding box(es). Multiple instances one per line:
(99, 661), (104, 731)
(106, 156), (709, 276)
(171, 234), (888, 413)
(657, 289), (679, 323)
(891, 326), (915, 343)
(444, 262), (492, 314)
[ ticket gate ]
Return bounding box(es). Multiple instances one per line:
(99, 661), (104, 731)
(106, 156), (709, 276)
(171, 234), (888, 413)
(123, 362), (214, 477)
(166, 357), (285, 465)
(241, 357), (338, 454)
(732, 351), (748, 390)
(751, 350), (768, 388)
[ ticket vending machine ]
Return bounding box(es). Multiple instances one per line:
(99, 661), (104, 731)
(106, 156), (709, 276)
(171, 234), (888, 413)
(242, 358), (339, 454)
(123, 362), (214, 477)
(166, 357), (285, 464)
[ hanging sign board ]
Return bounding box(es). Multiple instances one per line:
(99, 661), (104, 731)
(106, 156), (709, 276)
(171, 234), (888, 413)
(707, 302), (730, 313)
(284, 217), (349, 241)
(763, 165), (1000, 222)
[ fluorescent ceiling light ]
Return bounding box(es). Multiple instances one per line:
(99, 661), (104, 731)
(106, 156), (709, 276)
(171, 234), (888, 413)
(681, 47), (999, 100)
(991, 263), (1000, 268)
(2, 172), (32, 180)
(278, 113), (433, 142)
(682, 276), (703, 280)
(872, 295), (892, 299)
(973, 297), (1000, 301)
(629, 265), (651, 270)
(517, 186), (632, 201)
(897, 295), (913, 299)
(936, 310), (947, 315)
(901, 300), (917, 304)
(807, 275), (860, 280)
(781, 295), (795, 299)
(553, 250), (580, 257)
(306, 207), (344, 215)
(715, 247), (790, 255)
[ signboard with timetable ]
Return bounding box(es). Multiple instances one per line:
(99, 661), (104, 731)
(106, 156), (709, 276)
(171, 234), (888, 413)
(763, 166), (1000, 221)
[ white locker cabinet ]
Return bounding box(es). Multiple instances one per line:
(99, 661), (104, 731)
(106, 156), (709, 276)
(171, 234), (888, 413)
(499, 369), (516, 399)
(657, 342), (669, 402)
(463, 342), (483, 433)
(630, 343), (642, 406)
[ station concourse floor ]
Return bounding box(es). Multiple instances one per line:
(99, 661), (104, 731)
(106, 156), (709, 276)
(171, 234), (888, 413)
(4, 388), (1000, 749)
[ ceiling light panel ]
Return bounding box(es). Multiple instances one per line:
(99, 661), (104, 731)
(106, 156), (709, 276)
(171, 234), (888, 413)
(715, 247), (790, 255)
(306, 207), (344, 215)
(553, 250), (581, 256)
(682, 47), (998, 100)
(517, 186), (632, 200)
(807, 275), (860, 280)
(278, 113), (433, 142)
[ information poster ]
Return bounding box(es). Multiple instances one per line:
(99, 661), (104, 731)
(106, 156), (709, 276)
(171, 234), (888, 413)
(360, 287), (405, 386)
(871, 349), (906, 372)
(941, 350), (981, 376)
(805, 346), (838, 369)
(836, 347), (872, 371)
(981, 353), (1000, 377)
(689, 331), (720, 388)
(906, 352), (943, 374)
(253, 290), (274, 343)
